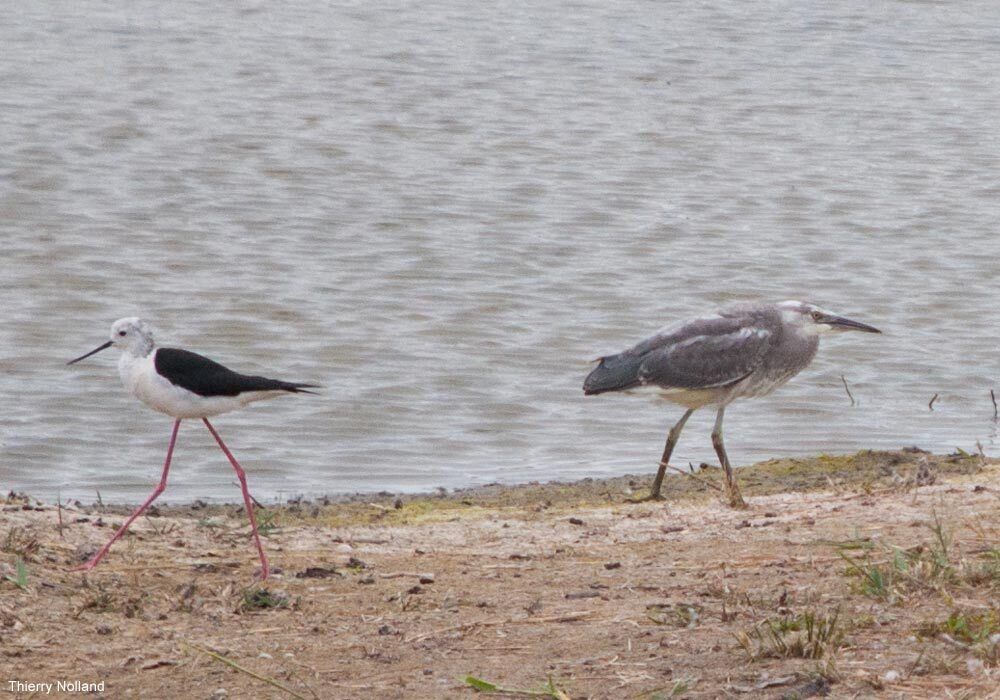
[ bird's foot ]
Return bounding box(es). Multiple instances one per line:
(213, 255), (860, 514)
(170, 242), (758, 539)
(726, 493), (749, 510)
(70, 547), (110, 572)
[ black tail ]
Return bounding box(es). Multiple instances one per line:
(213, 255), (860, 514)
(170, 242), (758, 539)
(276, 381), (320, 395)
(231, 375), (320, 395)
(583, 353), (642, 395)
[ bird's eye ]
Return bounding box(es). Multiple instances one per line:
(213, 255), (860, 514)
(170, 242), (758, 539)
(810, 311), (823, 322)
(118, 330), (127, 336)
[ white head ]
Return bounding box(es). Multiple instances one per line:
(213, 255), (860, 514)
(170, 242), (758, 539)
(777, 300), (882, 337)
(68, 317), (157, 365)
(109, 317), (155, 355)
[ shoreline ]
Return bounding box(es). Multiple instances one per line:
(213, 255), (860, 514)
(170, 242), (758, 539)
(3, 448), (999, 698)
(32, 445), (990, 522)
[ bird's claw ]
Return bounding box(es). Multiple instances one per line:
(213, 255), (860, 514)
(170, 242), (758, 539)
(726, 492), (749, 509)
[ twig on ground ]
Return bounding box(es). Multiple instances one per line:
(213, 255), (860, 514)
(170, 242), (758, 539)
(57, 492), (65, 540)
(406, 617), (506, 643)
(939, 633), (971, 650)
(233, 487), (265, 510)
(664, 464), (723, 492)
(182, 641), (307, 700)
(928, 393), (939, 411)
(407, 611), (594, 643)
(841, 375), (855, 407)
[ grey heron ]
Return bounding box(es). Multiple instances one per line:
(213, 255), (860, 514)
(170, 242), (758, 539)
(583, 301), (881, 507)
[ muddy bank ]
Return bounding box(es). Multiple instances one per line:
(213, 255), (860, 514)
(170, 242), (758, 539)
(2, 449), (999, 698)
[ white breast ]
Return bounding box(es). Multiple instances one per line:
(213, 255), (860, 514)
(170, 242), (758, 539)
(117, 351), (270, 418)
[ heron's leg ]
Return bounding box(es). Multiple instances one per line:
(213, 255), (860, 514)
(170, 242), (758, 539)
(74, 419), (181, 572)
(642, 408), (695, 501)
(202, 418), (270, 580)
(711, 406), (747, 509)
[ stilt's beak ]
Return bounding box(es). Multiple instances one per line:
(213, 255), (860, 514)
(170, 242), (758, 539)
(67, 340), (113, 365)
(823, 314), (881, 334)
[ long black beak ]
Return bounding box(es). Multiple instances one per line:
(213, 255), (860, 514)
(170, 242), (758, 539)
(67, 340), (113, 365)
(824, 315), (881, 334)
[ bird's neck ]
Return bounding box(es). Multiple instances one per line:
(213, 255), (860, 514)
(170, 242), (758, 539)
(128, 337), (155, 358)
(118, 348), (152, 393)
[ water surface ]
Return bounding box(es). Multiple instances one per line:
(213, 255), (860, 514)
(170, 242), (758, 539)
(2, 1), (999, 502)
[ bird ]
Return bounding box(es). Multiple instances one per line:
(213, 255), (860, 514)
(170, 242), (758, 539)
(67, 317), (318, 579)
(583, 300), (880, 507)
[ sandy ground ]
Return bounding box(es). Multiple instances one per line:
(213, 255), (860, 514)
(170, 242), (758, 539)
(2, 449), (999, 699)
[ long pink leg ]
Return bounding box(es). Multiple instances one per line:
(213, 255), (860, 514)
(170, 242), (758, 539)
(74, 419), (182, 572)
(202, 418), (270, 580)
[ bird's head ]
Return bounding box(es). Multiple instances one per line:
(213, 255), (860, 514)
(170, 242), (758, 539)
(68, 317), (156, 364)
(778, 301), (882, 336)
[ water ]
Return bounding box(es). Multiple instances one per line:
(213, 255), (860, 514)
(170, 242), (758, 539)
(2, 1), (999, 503)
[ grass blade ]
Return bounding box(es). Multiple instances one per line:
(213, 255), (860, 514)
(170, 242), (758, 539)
(182, 640), (308, 700)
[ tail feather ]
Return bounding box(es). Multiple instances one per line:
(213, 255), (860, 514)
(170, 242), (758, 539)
(583, 353), (642, 395)
(277, 381), (320, 395)
(235, 375), (320, 395)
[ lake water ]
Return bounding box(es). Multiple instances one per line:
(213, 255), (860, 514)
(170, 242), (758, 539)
(3, 0), (999, 503)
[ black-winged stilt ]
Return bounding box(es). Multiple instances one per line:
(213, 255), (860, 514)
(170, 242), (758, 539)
(67, 317), (318, 579)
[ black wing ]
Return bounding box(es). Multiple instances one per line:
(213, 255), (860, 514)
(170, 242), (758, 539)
(154, 348), (318, 397)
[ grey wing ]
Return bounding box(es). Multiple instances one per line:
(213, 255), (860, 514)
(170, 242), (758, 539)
(637, 326), (772, 390)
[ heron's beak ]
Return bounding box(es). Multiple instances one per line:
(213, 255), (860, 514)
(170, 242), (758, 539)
(68, 340), (113, 365)
(823, 315), (881, 334)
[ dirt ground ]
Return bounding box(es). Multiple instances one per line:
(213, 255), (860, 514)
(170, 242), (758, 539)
(2, 449), (999, 699)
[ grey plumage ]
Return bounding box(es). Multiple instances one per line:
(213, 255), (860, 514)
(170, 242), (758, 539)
(584, 300), (881, 506)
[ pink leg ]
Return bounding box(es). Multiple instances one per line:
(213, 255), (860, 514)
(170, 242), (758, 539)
(74, 419), (181, 572)
(202, 418), (270, 580)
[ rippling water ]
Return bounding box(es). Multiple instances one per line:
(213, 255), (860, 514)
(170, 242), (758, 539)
(2, 1), (999, 502)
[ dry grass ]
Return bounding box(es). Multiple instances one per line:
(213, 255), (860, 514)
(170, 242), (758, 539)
(1, 449), (999, 698)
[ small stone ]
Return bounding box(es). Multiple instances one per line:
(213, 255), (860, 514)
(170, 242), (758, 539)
(967, 659), (986, 676)
(882, 670), (900, 683)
